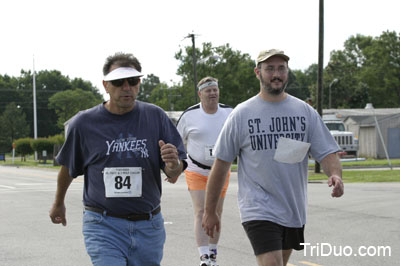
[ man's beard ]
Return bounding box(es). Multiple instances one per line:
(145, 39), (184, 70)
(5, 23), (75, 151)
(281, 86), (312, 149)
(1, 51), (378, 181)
(261, 76), (287, 95)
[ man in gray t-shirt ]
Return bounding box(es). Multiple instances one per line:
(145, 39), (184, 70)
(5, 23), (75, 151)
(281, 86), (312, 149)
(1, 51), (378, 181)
(202, 49), (344, 266)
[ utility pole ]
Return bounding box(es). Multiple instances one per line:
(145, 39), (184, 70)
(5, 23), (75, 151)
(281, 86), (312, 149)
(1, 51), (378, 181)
(33, 55), (38, 161)
(186, 33), (198, 103)
(315, 0), (324, 173)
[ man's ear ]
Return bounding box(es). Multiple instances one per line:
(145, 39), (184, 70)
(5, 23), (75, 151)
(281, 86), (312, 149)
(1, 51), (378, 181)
(254, 67), (261, 80)
(102, 80), (109, 93)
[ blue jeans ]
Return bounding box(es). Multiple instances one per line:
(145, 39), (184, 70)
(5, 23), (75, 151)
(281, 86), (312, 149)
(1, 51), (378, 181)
(82, 209), (166, 266)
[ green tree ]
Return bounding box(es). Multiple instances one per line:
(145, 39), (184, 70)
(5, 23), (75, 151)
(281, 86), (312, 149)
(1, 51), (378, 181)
(360, 31), (400, 107)
(16, 70), (72, 137)
(138, 74), (161, 102)
(0, 75), (20, 115)
(71, 77), (103, 100)
(291, 64), (318, 104)
(0, 102), (30, 152)
(146, 82), (184, 111)
(0, 70), (103, 138)
(48, 88), (103, 129)
(175, 42), (259, 109)
(147, 83), (170, 110)
(325, 31), (399, 108)
(286, 69), (310, 100)
(324, 35), (372, 108)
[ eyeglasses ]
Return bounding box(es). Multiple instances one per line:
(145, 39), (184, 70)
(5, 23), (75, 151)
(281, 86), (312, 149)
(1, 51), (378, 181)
(265, 66), (288, 74)
(110, 77), (140, 87)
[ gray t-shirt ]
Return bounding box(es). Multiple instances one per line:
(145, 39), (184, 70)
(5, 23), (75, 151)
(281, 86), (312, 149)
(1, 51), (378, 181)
(214, 94), (339, 227)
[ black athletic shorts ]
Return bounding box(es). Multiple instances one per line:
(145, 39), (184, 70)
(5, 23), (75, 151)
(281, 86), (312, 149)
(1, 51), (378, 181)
(242, 220), (305, 255)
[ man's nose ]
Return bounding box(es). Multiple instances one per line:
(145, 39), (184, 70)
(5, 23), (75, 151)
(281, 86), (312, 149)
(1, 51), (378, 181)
(121, 79), (130, 89)
(272, 71), (282, 78)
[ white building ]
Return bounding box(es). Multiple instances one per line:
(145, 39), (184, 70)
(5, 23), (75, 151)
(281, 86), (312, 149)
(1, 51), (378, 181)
(323, 108), (400, 159)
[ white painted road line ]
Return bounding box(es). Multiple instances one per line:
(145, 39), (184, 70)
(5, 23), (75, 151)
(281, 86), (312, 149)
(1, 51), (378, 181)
(0, 184), (16, 189)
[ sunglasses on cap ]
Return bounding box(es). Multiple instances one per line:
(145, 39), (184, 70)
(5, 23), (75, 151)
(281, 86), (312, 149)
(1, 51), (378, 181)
(110, 77), (140, 87)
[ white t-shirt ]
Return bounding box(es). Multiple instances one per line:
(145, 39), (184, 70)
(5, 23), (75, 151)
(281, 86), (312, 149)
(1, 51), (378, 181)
(177, 103), (233, 176)
(214, 94), (340, 227)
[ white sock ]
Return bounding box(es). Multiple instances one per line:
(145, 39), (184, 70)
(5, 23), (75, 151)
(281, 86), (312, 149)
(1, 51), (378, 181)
(198, 246), (209, 257)
(209, 244), (218, 256)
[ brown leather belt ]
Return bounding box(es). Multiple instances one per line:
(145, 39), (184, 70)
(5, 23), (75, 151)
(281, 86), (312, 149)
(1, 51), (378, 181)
(84, 205), (161, 221)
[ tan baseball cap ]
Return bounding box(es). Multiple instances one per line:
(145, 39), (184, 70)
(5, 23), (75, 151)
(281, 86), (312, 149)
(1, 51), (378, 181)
(256, 49), (290, 65)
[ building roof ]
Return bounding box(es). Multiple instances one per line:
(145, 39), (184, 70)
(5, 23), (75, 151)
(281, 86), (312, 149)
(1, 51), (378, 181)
(324, 108), (400, 117)
(332, 110), (400, 126)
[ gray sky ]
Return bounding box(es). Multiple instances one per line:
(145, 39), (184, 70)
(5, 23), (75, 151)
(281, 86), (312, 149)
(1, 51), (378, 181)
(1, 0), (398, 99)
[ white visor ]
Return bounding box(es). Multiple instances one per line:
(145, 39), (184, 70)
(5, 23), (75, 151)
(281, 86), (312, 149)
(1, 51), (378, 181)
(103, 67), (143, 81)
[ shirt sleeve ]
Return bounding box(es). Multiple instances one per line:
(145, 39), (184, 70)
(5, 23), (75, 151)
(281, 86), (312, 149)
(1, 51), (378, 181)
(308, 110), (340, 162)
(55, 115), (85, 178)
(214, 110), (240, 163)
(176, 113), (187, 145)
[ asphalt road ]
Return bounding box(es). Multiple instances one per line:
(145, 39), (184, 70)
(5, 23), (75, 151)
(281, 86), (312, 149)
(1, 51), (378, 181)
(0, 165), (399, 266)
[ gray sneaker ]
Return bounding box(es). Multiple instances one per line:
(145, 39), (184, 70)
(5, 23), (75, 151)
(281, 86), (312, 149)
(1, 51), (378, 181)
(199, 254), (210, 266)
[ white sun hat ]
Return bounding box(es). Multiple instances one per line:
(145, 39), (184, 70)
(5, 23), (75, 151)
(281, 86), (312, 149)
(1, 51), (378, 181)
(103, 67), (144, 81)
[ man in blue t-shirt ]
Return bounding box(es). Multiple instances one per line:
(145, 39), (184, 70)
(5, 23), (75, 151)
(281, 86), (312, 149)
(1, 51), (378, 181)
(202, 49), (344, 266)
(49, 52), (187, 266)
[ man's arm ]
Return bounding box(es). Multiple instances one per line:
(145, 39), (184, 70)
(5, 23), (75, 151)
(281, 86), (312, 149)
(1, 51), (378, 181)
(320, 153), (344, 197)
(202, 158), (232, 238)
(49, 166), (74, 226)
(159, 140), (183, 183)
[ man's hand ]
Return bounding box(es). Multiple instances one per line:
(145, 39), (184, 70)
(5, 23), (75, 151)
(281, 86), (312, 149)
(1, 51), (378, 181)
(159, 140), (179, 168)
(49, 203), (67, 226)
(328, 175), (344, 197)
(202, 212), (220, 238)
(159, 140), (181, 183)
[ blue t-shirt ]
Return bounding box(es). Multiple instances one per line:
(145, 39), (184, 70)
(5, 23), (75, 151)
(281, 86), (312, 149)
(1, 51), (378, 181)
(56, 101), (186, 214)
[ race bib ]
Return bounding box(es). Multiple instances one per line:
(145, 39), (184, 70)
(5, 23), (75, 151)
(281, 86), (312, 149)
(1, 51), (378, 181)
(103, 167), (142, 198)
(204, 144), (215, 161)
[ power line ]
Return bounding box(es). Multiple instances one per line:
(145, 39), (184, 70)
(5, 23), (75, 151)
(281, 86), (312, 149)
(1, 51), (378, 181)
(0, 88), (69, 92)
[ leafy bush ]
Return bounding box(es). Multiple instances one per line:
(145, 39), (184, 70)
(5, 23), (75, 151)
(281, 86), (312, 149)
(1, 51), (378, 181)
(15, 138), (33, 161)
(31, 138), (55, 155)
(48, 134), (65, 145)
